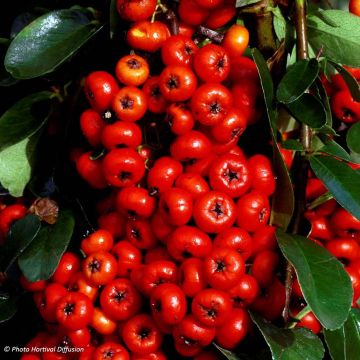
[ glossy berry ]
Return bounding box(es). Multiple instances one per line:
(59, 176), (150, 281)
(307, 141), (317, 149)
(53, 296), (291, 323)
(127, 21), (170, 52)
(215, 308), (250, 349)
(101, 121), (142, 149)
(159, 187), (193, 226)
(236, 191), (270, 232)
(191, 288), (232, 327)
(167, 225), (212, 261)
(122, 314), (163, 355)
(115, 54), (149, 86)
(161, 35), (198, 67)
(193, 191), (237, 233)
(209, 153), (252, 198)
(191, 83), (233, 126)
(172, 314), (215, 357)
(79, 109), (106, 147)
(116, 0), (157, 22)
(55, 292), (94, 330)
(112, 87), (147, 122)
(159, 65), (197, 102)
(102, 148), (145, 187)
(204, 247), (245, 290)
(84, 71), (119, 113)
(100, 278), (142, 321)
(82, 251), (117, 286)
(221, 24), (249, 58)
(81, 229), (114, 255)
(150, 283), (187, 325)
(193, 44), (230, 83)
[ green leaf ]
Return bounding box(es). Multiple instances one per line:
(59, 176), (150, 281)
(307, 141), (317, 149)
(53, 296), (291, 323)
(308, 10), (360, 67)
(0, 296), (17, 323)
(324, 309), (360, 360)
(286, 93), (327, 129)
(236, 0), (261, 7)
(272, 7), (286, 41)
(310, 155), (360, 220)
(319, 142), (350, 162)
(276, 230), (353, 330)
(18, 210), (75, 281)
(281, 139), (304, 151)
(350, 151), (360, 165)
(110, 0), (119, 40)
(308, 192), (333, 210)
(0, 40), (19, 87)
(277, 59), (319, 103)
(0, 215), (41, 272)
(0, 91), (52, 149)
(213, 343), (241, 360)
(250, 312), (325, 360)
(5, 10), (101, 79)
(315, 78), (333, 129)
(0, 132), (40, 197)
(329, 61), (360, 102)
(252, 48), (294, 230)
(251, 49), (276, 128)
(315, 135), (351, 162)
(347, 122), (360, 155)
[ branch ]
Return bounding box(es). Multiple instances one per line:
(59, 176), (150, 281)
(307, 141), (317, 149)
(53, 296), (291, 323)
(196, 26), (224, 43)
(241, 0), (277, 58)
(283, 0), (312, 324)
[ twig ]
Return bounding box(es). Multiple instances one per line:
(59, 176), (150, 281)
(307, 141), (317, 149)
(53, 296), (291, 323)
(283, 0), (312, 324)
(165, 9), (179, 36)
(196, 26), (224, 43)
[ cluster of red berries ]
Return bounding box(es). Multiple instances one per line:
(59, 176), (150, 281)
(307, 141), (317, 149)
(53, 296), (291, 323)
(281, 174), (360, 335)
(16, 0), (360, 358)
(17, 0), (290, 358)
(322, 67), (360, 124)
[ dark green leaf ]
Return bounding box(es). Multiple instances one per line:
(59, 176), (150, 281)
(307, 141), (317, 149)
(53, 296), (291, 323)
(5, 10), (101, 79)
(0, 296), (17, 323)
(0, 40), (19, 87)
(18, 211), (75, 281)
(350, 151), (360, 165)
(236, 0), (261, 7)
(0, 91), (52, 149)
(252, 48), (294, 230)
(315, 78), (333, 129)
(308, 192), (333, 210)
(0, 132), (40, 197)
(324, 309), (360, 360)
(213, 343), (241, 360)
(286, 93), (327, 129)
(310, 155), (360, 220)
(0, 215), (41, 272)
(313, 10), (339, 27)
(276, 230), (353, 330)
(347, 122), (360, 155)
(281, 139), (304, 151)
(110, 0), (119, 40)
(308, 10), (360, 67)
(329, 61), (360, 102)
(318, 138), (351, 162)
(250, 312), (324, 360)
(251, 49), (276, 128)
(277, 59), (319, 103)
(272, 7), (286, 41)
